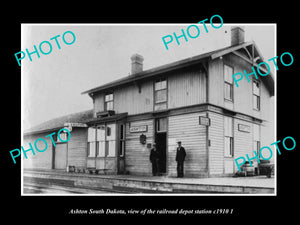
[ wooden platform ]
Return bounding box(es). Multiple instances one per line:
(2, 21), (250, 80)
(22, 169), (275, 194)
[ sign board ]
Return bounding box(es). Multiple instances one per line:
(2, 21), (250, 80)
(129, 125), (148, 133)
(199, 116), (210, 126)
(238, 124), (250, 133)
(64, 122), (88, 128)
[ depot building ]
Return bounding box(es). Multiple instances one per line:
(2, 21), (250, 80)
(23, 27), (275, 177)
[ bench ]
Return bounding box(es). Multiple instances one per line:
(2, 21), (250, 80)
(67, 166), (110, 175)
(86, 168), (110, 175)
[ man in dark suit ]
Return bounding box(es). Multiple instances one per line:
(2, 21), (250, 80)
(150, 143), (159, 176)
(175, 141), (186, 177)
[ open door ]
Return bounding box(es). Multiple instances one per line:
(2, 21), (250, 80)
(155, 117), (167, 175)
(156, 132), (166, 174)
(117, 123), (126, 174)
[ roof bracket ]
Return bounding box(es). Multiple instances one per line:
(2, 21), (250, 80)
(201, 62), (208, 73)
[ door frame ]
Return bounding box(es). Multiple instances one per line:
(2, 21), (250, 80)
(154, 117), (168, 175)
(116, 121), (126, 174)
(53, 142), (68, 170)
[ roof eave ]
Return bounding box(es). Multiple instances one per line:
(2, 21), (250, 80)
(82, 41), (274, 96)
(81, 53), (213, 95)
(24, 127), (62, 136)
(213, 41), (274, 96)
(210, 41), (254, 60)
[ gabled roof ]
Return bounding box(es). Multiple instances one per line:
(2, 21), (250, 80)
(24, 109), (94, 136)
(82, 41), (274, 96)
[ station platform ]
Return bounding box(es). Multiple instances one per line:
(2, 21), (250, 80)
(22, 169), (275, 194)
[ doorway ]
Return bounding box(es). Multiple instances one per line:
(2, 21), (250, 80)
(54, 143), (67, 169)
(155, 118), (167, 174)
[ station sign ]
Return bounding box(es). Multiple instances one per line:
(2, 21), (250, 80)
(199, 116), (210, 126)
(130, 125), (148, 133)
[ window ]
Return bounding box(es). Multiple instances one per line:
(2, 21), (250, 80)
(154, 78), (167, 111)
(119, 124), (125, 157)
(225, 136), (233, 157)
(224, 65), (234, 101)
(105, 93), (114, 111)
(106, 124), (116, 157)
(87, 127), (96, 157)
(253, 124), (260, 157)
(224, 116), (233, 157)
(253, 80), (260, 110)
(97, 141), (105, 157)
(155, 89), (167, 103)
(156, 118), (167, 132)
(96, 126), (105, 157)
(87, 124), (116, 157)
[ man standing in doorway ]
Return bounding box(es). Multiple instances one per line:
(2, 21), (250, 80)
(175, 141), (186, 178)
(150, 143), (159, 176)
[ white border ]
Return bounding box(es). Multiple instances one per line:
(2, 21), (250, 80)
(21, 23), (277, 197)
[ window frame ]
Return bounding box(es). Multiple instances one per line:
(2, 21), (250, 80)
(224, 116), (234, 157)
(87, 127), (97, 158)
(253, 80), (260, 111)
(224, 64), (234, 102)
(154, 78), (167, 110)
(253, 123), (261, 159)
(224, 136), (234, 157)
(87, 124), (116, 158)
(96, 125), (106, 157)
(104, 92), (114, 111)
(156, 117), (167, 133)
(119, 124), (125, 157)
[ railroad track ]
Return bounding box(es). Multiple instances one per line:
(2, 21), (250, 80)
(23, 182), (133, 194)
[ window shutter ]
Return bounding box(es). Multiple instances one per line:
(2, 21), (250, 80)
(224, 116), (233, 137)
(88, 127), (96, 142)
(253, 124), (260, 141)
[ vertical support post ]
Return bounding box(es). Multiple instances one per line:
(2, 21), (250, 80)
(206, 112), (210, 178)
(252, 44), (254, 66)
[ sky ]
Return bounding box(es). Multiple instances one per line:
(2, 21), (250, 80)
(21, 23), (276, 130)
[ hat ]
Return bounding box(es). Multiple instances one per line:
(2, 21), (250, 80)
(177, 141), (181, 144)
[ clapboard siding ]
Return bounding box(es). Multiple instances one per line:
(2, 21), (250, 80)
(233, 119), (253, 172)
(168, 112), (207, 177)
(260, 85), (274, 149)
(168, 68), (206, 108)
(208, 112), (224, 175)
(211, 53), (273, 123)
(114, 80), (153, 115)
(23, 129), (88, 170)
(93, 67), (206, 117)
(208, 58), (224, 107)
(23, 134), (53, 169)
(125, 120), (154, 175)
(67, 128), (87, 168)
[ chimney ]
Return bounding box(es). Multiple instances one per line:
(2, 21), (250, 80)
(131, 54), (144, 74)
(231, 26), (245, 46)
